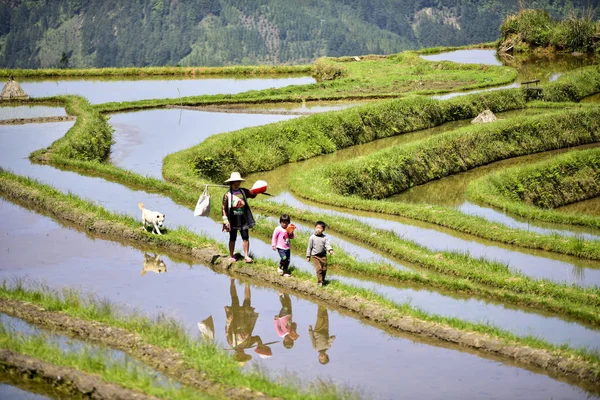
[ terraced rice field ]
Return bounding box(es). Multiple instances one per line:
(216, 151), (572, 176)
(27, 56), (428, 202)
(0, 49), (599, 399)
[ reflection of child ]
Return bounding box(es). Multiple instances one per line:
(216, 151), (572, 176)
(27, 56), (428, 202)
(274, 292), (299, 349)
(272, 214), (295, 277)
(309, 305), (336, 365)
(306, 221), (334, 286)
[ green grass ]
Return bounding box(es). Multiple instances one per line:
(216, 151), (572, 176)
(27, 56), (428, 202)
(3, 168), (600, 327)
(89, 50), (516, 114)
(324, 107), (600, 199)
(0, 321), (212, 399)
(1, 65), (312, 78)
(468, 147), (600, 228)
(2, 168), (600, 389)
(499, 8), (600, 53)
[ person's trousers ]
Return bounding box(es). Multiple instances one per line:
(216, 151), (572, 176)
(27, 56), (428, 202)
(277, 248), (291, 269)
(311, 254), (327, 283)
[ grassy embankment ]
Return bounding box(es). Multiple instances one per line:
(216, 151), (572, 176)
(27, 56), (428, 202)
(498, 8), (600, 54)
(468, 147), (600, 228)
(0, 323), (211, 400)
(1, 170), (600, 389)
(287, 107), (600, 258)
(164, 65), (600, 259)
(0, 64), (312, 78)
(86, 51), (516, 114)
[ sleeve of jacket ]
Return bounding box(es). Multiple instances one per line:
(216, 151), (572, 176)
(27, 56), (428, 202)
(306, 236), (313, 258)
(242, 188), (257, 199)
(324, 236), (333, 252)
(272, 228), (280, 247)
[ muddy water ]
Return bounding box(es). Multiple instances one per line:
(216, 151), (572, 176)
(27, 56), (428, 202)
(558, 197), (600, 217)
(110, 109), (296, 179)
(0, 106), (66, 120)
(0, 379), (55, 400)
(19, 76), (314, 104)
(0, 201), (597, 400)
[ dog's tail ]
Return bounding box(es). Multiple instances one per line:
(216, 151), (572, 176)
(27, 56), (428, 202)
(138, 202), (145, 210)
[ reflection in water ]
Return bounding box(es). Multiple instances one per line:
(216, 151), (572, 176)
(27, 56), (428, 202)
(274, 292), (299, 349)
(309, 306), (336, 365)
(199, 278), (276, 365)
(141, 253), (167, 276)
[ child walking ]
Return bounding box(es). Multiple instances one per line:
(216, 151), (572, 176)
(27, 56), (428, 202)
(272, 214), (295, 277)
(306, 221), (334, 286)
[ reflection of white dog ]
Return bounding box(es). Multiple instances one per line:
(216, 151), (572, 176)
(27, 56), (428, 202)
(138, 202), (165, 234)
(142, 253), (167, 276)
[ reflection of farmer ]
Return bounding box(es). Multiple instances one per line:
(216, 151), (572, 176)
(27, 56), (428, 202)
(225, 278), (272, 363)
(274, 292), (299, 349)
(309, 305), (336, 365)
(222, 172), (257, 264)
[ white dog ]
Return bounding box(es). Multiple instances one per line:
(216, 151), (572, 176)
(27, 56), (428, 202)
(138, 202), (165, 235)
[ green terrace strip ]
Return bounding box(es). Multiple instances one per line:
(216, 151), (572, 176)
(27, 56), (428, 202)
(0, 324), (211, 400)
(90, 50), (517, 114)
(287, 106), (600, 259)
(164, 65), (599, 184)
(27, 95), (113, 163)
(325, 107), (600, 199)
(10, 149), (600, 328)
(288, 169), (600, 261)
(245, 208), (600, 327)
(468, 146), (600, 229)
(249, 200), (600, 324)
(0, 65), (312, 78)
(168, 89), (530, 183)
(2, 171), (600, 387)
(2, 166), (600, 328)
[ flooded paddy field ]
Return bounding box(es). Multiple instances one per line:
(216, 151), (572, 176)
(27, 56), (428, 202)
(0, 105), (67, 121)
(107, 106), (600, 287)
(0, 200), (598, 400)
(2, 50), (600, 398)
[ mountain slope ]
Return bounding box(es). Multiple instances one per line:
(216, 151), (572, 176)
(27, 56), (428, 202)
(0, 0), (596, 68)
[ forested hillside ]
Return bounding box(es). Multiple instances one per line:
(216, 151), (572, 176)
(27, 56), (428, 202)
(0, 0), (596, 68)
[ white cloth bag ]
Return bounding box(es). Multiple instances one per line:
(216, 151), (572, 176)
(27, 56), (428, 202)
(194, 186), (211, 217)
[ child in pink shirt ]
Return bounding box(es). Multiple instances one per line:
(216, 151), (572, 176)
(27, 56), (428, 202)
(272, 214), (295, 277)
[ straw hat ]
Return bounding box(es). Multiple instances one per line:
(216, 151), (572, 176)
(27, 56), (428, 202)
(224, 172), (245, 183)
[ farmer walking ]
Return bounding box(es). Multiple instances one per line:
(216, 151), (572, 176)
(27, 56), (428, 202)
(222, 172), (257, 263)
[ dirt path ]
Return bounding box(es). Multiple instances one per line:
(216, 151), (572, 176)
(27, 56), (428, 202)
(0, 348), (160, 400)
(0, 116), (75, 125)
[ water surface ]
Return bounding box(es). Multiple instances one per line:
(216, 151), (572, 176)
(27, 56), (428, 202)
(110, 109), (296, 178)
(0, 200), (596, 400)
(19, 76), (315, 104)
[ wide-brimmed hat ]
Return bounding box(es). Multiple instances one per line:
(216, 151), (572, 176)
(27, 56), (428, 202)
(224, 172), (245, 183)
